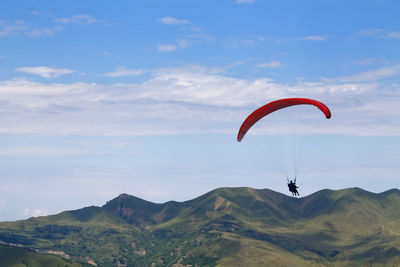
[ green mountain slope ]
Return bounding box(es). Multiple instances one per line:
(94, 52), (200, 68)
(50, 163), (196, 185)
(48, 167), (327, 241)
(0, 244), (91, 267)
(0, 187), (400, 266)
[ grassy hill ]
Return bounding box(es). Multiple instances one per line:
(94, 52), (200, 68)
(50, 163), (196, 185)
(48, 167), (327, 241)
(0, 244), (92, 267)
(0, 187), (400, 266)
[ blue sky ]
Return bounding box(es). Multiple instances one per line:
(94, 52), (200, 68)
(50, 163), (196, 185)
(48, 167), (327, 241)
(0, 0), (399, 221)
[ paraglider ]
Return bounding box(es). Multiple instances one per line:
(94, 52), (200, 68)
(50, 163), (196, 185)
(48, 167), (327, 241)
(287, 178), (300, 196)
(237, 98), (331, 143)
(237, 98), (331, 196)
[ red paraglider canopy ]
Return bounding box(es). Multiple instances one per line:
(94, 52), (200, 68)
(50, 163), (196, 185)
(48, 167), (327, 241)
(237, 98), (331, 142)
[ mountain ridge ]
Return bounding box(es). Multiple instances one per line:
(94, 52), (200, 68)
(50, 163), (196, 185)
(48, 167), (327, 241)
(1, 186), (399, 266)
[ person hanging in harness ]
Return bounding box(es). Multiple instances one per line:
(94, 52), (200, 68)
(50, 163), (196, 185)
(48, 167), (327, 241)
(287, 178), (300, 196)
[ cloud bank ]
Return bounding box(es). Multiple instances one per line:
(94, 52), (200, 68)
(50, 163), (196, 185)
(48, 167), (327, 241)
(1, 65), (399, 136)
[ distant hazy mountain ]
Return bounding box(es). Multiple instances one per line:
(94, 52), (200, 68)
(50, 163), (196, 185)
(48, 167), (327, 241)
(0, 187), (399, 266)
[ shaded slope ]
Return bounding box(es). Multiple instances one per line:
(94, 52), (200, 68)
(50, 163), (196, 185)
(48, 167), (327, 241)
(0, 244), (91, 267)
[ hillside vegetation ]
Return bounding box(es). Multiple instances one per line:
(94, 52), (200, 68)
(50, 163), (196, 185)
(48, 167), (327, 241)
(0, 244), (91, 267)
(0, 187), (400, 266)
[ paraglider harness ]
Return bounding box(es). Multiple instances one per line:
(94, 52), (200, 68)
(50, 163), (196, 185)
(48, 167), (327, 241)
(287, 178), (301, 196)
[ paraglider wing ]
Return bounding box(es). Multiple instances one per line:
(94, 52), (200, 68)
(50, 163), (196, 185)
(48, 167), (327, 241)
(237, 98), (331, 142)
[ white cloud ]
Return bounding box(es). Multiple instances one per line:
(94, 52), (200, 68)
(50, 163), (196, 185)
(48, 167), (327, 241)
(227, 34), (327, 47)
(236, 0), (255, 3)
(226, 35), (285, 48)
(228, 35), (264, 47)
(26, 26), (64, 37)
(22, 208), (48, 218)
(297, 35), (327, 41)
(339, 65), (400, 82)
(15, 66), (74, 78)
(0, 20), (27, 36)
(256, 61), (284, 68)
(176, 39), (190, 48)
(356, 28), (384, 37)
(158, 17), (190, 25)
(158, 34), (213, 52)
(157, 44), (177, 52)
(0, 16), (97, 38)
(354, 58), (389, 66)
(156, 18), (213, 52)
(27, 10), (41, 15)
(0, 78), (91, 96)
(0, 146), (94, 157)
(103, 67), (144, 77)
(54, 14), (98, 24)
(0, 65), (400, 136)
(0, 14), (102, 39)
(387, 32), (400, 39)
(356, 28), (400, 40)
(1, 15), (102, 39)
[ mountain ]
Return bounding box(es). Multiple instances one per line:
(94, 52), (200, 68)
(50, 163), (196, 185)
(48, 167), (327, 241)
(0, 187), (400, 266)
